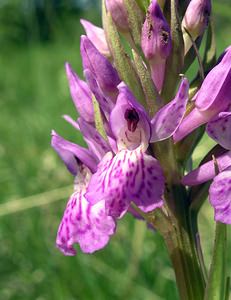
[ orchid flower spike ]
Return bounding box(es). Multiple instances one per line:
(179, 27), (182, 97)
(174, 46), (231, 142)
(141, 0), (172, 92)
(182, 0), (211, 54)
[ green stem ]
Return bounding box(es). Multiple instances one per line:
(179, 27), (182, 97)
(204, 222), (227, 300)
(152, 122), (206, 300)
(161, 209), (206, 300)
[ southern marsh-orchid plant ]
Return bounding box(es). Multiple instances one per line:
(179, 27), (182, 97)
(51, 0), (230, 299)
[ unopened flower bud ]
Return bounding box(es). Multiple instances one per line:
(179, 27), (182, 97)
(80, 19), (110, 58)
(141, 0), (172, 91)
(182, 0), (211, 54)
(80, 36), (120, 100)
(105, 0), (129, 32)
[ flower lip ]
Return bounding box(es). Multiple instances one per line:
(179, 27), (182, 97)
(124, 108), (140, 132)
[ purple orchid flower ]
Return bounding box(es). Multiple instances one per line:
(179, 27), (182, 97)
(85, 79), (189, 218)
(51, 130), (116, 255)
(174, 46), (231, 142)
(141, 0), (172, 91)
(80, 19), (110, 58)
(56, 165), (116, 255)
(85, 83), (165, 218)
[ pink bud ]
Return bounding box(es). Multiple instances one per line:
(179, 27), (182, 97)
(105, 0), (129, 31)
(80, 19), (110, 58)
(182, 0), (211, 53)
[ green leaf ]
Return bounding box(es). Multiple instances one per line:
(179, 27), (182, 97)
(204, 222), (227, 300)
(202, 20), (216, 73)
(183, 36), (203, 74)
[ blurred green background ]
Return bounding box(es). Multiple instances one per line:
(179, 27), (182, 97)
(0, 1), (230, 299)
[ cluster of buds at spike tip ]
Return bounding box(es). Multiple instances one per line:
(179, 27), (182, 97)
(182, 0), (211, 54)
(141, 0), (172, 92)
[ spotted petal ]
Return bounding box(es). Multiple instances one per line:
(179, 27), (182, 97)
(151, 78), (189, 142)
(56, 191), (116, 255)
(207, 112), (231, 150)
(85, 149), (164, 218)
(209, 167), (231, 224)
